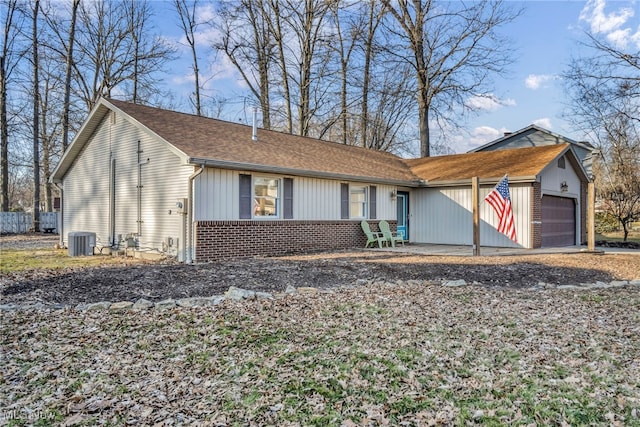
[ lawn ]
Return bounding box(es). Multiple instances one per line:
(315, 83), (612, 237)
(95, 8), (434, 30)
(0, 248), (147, 274)
(2, 282), (639, 426)
(596, 229), (640, 243)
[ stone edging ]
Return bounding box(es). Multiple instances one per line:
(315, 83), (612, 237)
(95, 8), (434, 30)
(2, 280), (640, 313)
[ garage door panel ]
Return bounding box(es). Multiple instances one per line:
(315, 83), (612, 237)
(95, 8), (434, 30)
(542, 196), (576, 247)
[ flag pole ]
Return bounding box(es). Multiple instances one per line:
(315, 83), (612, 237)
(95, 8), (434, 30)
(472, 176), (480, 256)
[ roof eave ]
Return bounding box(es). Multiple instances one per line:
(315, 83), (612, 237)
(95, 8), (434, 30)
(50, 100), (111, 183)
(187, 157), (419, 187)
(422, 175), (539, 187)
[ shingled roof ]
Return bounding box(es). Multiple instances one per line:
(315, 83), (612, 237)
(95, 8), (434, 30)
(105, 99), (417, 184)
(404, 144), (585, 184)
(52, 98), (588, 187)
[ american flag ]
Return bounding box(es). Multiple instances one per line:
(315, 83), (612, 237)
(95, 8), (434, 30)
(485, 175), (517, 243)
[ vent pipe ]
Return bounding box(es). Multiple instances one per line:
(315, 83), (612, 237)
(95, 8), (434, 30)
(252, 107), (258, 141)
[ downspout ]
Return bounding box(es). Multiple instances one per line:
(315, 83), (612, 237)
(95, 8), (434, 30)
(186, 164), (205, 264)
(53, 182), (63, 247)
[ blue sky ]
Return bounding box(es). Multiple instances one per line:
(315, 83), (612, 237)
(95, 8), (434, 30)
(457, 0), (640, 152)
(150, 0), (640, 154)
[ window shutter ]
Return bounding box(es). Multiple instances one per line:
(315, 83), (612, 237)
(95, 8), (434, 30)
(369, 186), (377, 219)
(340, 183), (349, 219)
(239, 174), (252, 219)
(283, 178), (293, 219)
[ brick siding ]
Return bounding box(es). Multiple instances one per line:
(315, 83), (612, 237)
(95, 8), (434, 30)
(531, 182), (542, 249)
(194, 220), (396, 261)
(580, 182), (587, 245)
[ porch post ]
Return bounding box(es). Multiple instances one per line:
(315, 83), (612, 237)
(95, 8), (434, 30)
(587, 181), (595, 251)
(472, 176), (480, 256)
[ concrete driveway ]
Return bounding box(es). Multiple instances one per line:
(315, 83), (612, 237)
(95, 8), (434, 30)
(370, 243), (639, 257)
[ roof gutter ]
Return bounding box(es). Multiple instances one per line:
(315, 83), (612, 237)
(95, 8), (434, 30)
(187, 157), (420, 187)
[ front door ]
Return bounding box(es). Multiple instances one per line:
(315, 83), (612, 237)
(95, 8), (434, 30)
(397, 191), (409, 241)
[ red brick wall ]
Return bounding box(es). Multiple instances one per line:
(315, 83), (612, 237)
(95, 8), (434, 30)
(531, 182), (542, 249)
(580, 182), (587, 245)
(194, 220), (395, 261)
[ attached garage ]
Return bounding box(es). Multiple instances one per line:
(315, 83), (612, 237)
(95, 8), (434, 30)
(541, 195), (576, 247)
(404, 143), (590, 249)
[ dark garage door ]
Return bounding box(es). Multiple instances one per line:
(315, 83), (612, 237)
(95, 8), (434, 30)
(542, 195), (576, 247)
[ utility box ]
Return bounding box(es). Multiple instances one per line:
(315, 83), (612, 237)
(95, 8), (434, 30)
(68, 232), (96, 256)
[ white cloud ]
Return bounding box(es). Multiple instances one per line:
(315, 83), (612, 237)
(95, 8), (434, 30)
(450, 126), (510, 152)
(466, 95), (516, 112)
(607, 28), (632, 47)
(533, 118), (552, 129)
(525, 74), (557, 90)
(470, 126), (510, 145)
(579, 0), (634, 34)
(579, 0), (640, 49)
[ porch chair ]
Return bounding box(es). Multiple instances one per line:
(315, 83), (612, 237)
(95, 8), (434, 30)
(361, 220), (386, 248)
(379, 220), (405, 248)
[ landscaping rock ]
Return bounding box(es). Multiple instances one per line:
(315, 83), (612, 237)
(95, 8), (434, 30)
(297, 287), (318, 294)
(110, 301), (133, 310)
(285, 285), (297, 294)
(443, 279), (467, 287)
(155, 299), (176, 309)
(132, 299), (154, 310)
(609, 280), (628, 287)
(85, 301), (111, 311)
(225, 286), (255, 300)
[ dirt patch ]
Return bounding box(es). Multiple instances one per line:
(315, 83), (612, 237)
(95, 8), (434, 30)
(2, 234), (639, 306)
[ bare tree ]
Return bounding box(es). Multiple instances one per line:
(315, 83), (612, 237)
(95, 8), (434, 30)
(72, 0), (173, 110)
(38, 55), (64, 212)
(174, 0), (203, 116)
(215, 0), (273, 128)
(327, 1), (359, 145)
(359, 0), (385, 149)
(61, 0), (78, 151)
(266, 0), (293, 133)
(381, 0), (518, 157)
(285, 0), (332, 136)
(564, 33), (640, 241)
(31, 0), (41, 230)
(1, 0), (25, 211)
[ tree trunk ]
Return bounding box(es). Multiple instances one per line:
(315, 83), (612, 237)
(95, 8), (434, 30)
(361, 1), (382, 148)
(175, 0), (201, 116)
(32, 0), (41, 231)
(1, 54), (8, 212)
(269, 0), (293, 133)
(1, 0), (18, 212)
(62, 0), (79, 152)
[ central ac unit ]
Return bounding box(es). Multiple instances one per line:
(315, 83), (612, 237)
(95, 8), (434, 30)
(68, 232), (96, 256)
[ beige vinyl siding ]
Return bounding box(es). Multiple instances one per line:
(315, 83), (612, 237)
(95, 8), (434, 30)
(540, 158), (581, 198)
(62, 118), (112, 247)
(193, 168), (239, 220)
(62, 111), (190, 255)
(111, 112), (190, 253)
(193, 168), (397, 221)
(412, 184), (531, 248)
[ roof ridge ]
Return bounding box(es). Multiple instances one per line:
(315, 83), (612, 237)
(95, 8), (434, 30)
(105, 97), (400, 158)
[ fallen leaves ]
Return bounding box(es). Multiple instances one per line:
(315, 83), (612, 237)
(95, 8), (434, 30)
(2, 283), (640, 425)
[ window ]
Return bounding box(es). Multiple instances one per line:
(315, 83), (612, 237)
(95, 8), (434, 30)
(350, 186), (368, 218)
(254, 177), (280, 217)
(557, 156), (566, 169)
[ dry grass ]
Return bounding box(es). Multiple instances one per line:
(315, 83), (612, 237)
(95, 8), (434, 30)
(2, 283), (639, 426)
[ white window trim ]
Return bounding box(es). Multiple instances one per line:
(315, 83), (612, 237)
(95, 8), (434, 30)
(253, 176), (281, 219)
(350, 185), (368, 219)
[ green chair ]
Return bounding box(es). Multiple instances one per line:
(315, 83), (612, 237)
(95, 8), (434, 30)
(361, 220), (386, 248)
(379, 220), (404, 247)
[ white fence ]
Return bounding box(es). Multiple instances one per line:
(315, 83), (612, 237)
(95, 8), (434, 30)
(0, 212), (59, 233)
